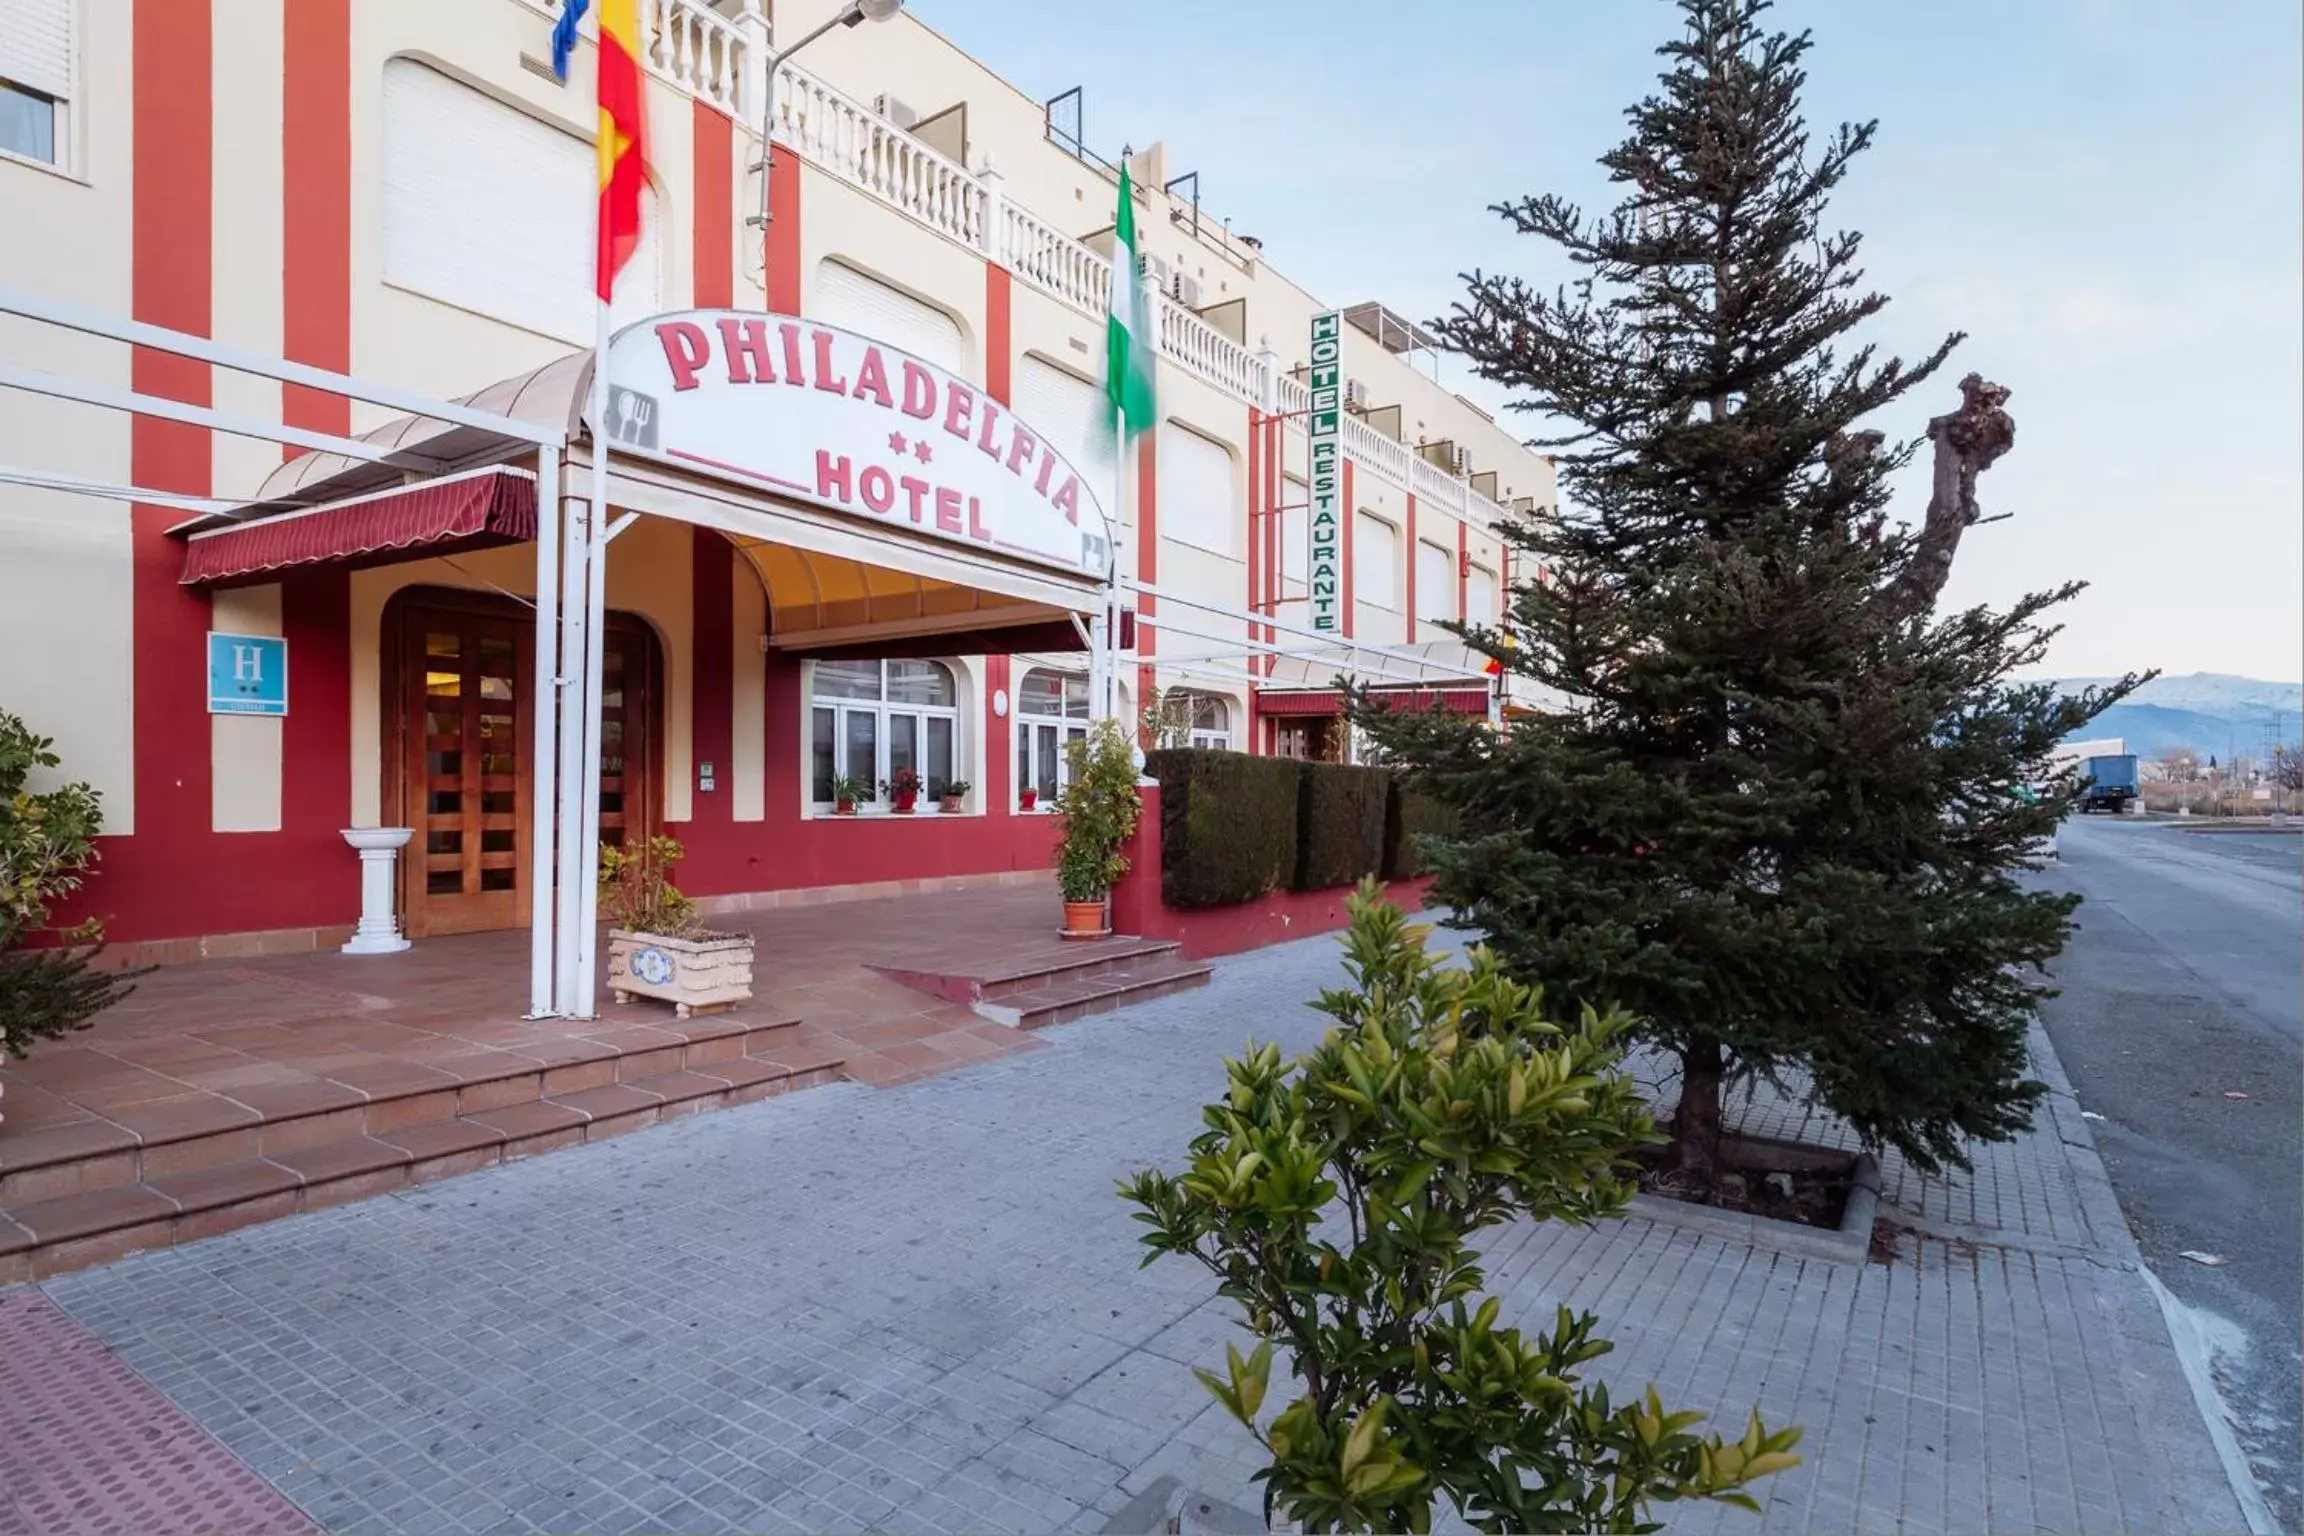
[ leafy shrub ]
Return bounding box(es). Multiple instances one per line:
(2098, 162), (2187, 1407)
(1, 710), (145, 1061)
(1382, 784), (1459, 880)
(1144, 749), (1301, 908)
(597, 835), (702, 936)
(1293, 762), (1390, 892)
(1053, 720), (1143, 902)
(1120, 884), (1800, 1532)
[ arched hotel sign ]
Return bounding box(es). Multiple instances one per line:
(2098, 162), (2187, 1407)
(602, 310), (1110, 578)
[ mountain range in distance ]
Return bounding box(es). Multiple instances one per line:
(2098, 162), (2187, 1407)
(2050, 673), (2301, 762)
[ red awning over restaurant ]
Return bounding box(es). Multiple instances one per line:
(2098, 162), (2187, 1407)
(1255, 686), (1491, 717)
(179, 468), (536, 587)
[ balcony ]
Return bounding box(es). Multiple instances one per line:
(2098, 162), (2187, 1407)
(625, 0), (1519, 524)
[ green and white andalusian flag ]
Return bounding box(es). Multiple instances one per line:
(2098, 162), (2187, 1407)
(1104, 165), (1157, 436)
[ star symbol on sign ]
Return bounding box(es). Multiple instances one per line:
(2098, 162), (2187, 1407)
(912, 439), (934, 464)
(888, 431), (908, 454)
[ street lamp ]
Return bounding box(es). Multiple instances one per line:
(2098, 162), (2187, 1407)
(750, 0), (905, 237)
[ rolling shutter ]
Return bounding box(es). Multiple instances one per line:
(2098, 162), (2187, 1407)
(0, 0), (72, 98)
(1014, 356), (1115, 499)
(811, 261), (967, 375)
(1356, 514), (1399, 608)
(1416, 540), (1454, 621)
(382, 60), (660, 347)
(1467, 565), (1497, 622)
(1157, 424), (1235, 555)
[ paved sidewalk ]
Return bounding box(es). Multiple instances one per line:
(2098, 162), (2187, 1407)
(12, 922), (2251, 1534)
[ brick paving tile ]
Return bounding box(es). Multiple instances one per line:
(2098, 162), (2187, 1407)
(5, 919), (2256, 1535)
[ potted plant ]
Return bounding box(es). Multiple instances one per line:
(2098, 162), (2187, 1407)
(1051, 719), (1143, 939)
(1019, 785), (1039, 812)
(882, 767), (925, 814)
(601, 835), (754, 1018)
(830, 774), (869, 816)
(935, 778), (972, 814)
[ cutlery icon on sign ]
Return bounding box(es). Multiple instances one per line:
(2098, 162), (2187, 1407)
(613, 388), (655, 446)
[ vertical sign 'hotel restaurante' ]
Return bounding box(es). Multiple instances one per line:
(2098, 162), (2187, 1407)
(1306, 311), (1344, 631)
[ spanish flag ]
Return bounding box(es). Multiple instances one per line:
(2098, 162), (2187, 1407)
(1482, 632), (1516, 677)
(592, 0), (646, 301)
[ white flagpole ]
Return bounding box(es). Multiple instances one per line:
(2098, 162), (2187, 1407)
(526, 441), (561, 1018)
(1107, 398), (1126, 724)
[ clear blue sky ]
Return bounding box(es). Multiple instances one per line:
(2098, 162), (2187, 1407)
(922, 0), (2302, 681)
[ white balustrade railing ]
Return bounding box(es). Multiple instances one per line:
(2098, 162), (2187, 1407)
(773, 60), (982, 254)
(643, 0), (748, 117)
(1159, 301), (1262, 401)
(1343, 411), (1417, 491)
(998, 201), (1111, 320)
(620, 4), (1529, 517)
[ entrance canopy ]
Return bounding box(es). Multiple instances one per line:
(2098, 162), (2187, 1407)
(177, 313), (1111, 647)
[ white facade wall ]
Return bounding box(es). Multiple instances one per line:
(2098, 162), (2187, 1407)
(0, 0), (1552, 848)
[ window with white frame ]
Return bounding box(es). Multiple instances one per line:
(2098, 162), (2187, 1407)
(1158, 423), (1235, 555)
(1015, 666), (1089, 806)
(809, 658), (961, 809)
(382, 59), (662, 345)
(1180, 691), (1234, 752)
(0, 0), (73, 170)
(1356, 513), (1400, 609)
(1416, 539), (1455, 623)
(1467, 564), (1498, 623)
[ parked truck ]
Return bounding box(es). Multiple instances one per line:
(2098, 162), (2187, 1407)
(2079, 753), (2140, 813)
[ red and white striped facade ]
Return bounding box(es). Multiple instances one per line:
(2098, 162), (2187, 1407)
(0, 0), (1554, 958)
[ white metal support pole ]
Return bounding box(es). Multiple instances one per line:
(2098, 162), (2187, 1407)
(554, 480), (592, 1011)
(574, 304), (613, 1015)
(526, 443), (562, 1018)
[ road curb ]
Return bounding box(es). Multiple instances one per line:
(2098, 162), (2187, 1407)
(2026, 1021), (2276, 1534)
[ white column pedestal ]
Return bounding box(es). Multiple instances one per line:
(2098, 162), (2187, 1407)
(341, 827), (414, 955)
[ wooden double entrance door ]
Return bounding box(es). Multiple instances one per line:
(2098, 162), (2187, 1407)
(386, 590), (659, 939)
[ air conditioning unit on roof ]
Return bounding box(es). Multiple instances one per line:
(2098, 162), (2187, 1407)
(873, 93), (921, 130)
(1343, 379), (1369, 412)
(1450, 445), (1473, 476)
(1169, 271), (1203, 308)
(1141, 251), (1173, 288)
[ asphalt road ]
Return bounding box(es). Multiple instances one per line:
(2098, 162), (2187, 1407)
(2037, 814), (2301, 1528)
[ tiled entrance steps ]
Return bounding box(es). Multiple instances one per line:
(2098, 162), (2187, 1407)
(0, 1015), (839, 1284)
(871, 936), (1212, 1028)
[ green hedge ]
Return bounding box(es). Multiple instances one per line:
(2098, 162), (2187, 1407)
(1383, 785), (1459, 879)
(1144, 749), (1303, 908)
(1294, 762), (1390, 892)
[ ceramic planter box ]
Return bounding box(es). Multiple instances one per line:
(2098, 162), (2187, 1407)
(607, 928), (755, 1018)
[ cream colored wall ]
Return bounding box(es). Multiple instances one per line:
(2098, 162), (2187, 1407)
(730, 551), (767, 821)
(209, 585), (284, 832)
(344, 517), (696, 828)
(345, 4), (699, 431)
(0, 0), (138, 819)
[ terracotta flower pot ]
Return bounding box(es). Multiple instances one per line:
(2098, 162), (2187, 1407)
(834, 799), (856, 816)
(1019, 790), (1038, 811)
(894, 793), (918, 814)
(938, 795), (964, 814)
(1060, 898), (1108, 940)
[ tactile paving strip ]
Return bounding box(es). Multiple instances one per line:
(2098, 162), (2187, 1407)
(0, 1289), (316, 1536)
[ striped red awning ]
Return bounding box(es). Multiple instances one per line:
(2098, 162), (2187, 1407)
(1256, 687), (1491, 717)
(180, 469), (537, 587)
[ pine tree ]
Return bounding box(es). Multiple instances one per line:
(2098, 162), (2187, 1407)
(1356, 0), (2140, 1181)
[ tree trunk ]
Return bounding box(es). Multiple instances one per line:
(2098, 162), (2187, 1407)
(1674, 1035), (1726, 1185)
